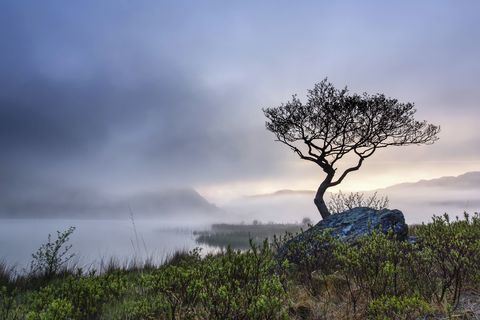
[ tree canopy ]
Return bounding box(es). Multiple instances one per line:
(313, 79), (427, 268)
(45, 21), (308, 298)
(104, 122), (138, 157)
(263, 79), (440, 218)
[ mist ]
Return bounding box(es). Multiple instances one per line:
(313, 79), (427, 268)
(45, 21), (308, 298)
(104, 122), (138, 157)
(1, 0), (480, 277)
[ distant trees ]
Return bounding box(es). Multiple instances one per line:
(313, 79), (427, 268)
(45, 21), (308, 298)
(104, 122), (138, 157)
(301, 217), (313, 226)
(263, 79), (440, 219)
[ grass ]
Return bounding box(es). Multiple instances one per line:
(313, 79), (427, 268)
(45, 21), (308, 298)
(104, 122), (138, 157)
(1, 212), (480, 319)
(194, 222), (307, 249)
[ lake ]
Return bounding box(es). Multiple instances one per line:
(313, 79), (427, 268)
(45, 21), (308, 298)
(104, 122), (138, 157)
(0, 218), (214, 271)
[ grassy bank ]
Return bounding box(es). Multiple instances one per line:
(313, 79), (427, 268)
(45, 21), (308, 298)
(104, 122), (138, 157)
(194, 222), (306, 249)
(1, 213), (480, 319)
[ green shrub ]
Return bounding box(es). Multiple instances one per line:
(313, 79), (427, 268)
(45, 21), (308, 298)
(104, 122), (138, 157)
(0, 286), (22, 320)
(139, 258), (203, 319)
(413, 213), (480, 306)
(274, 229), (338, 293)
(107, 242), (287, 320)
(27, 273), (128, 319)
(367, 294), (432, 320)
(27, 298), (74, 320)
(199, 242), (287, 320)
(3, 212), (480, 319)
(29, 226), (76, 278)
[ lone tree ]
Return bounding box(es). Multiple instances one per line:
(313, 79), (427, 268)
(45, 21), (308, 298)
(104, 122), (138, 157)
(263, 79), (440, 219)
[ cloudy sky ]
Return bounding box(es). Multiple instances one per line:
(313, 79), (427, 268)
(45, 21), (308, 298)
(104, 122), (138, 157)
(1, 0), (479, 212)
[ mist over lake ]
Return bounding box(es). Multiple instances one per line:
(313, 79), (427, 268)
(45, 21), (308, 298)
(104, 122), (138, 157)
(0, 218), (212, 270)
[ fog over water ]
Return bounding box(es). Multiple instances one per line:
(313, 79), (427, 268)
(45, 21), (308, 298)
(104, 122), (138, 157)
(2, 172), (479, 268)
(0, 219), (212, 270)
(1, 1), (480, 272)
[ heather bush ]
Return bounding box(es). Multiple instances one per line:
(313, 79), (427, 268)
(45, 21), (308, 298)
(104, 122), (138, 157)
(328, 191), (389, 214)
(2, 212), (480, 319)
(29, 226), (76, 278)
(412, 213), (480, 306)
(367, 294), (432, 320)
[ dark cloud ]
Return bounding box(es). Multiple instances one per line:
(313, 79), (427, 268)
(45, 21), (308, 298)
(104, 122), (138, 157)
(1, 0), (479, 216)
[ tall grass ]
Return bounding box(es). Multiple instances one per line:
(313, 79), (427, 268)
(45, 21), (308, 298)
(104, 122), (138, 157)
(1, 212), (480, 319)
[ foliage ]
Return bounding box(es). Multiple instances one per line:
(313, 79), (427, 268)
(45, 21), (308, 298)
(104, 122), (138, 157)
(26, 273), (128, 319)
(273, 230), (338, 294)
(328, 191), (389, 214)
(263, 78), (439, 218)
(0, 260), (15, 289)
(29, 226), (76, 278)
(367, 294), (432, 320)
(137, 242), (288, 320)
(274, 213), (480, 318)
(0, 286), (22, 320)
(2, 213), (480, 319)
(194, 222), (303, 249)
(333, 231), (414, 314)
(411, 213), (480, 306)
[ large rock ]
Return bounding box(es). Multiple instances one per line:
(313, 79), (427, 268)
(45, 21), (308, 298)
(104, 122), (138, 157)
(277, 207), (408, 262)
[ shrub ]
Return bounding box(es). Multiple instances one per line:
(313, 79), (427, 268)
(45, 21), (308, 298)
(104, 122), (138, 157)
(26, 298), (74, 320)
(27, 273), (128, 319)
(0, 260), (15, 289)
(114, 242), (288, 320)
(273, 230), (338, 294)
(328, 191), (389, 214)
(29, 226), (76, 278)
(367, 294), (432, 320)
(333, 231), (413, 314)
(199, 241), (287, 320)
(1, 286), (22, 320)
(412, 213), (480, 306)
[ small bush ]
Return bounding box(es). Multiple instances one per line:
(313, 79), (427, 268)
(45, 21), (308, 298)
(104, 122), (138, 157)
(0, 260), (15, 288)
(137, 242), (288, 320)
(333, 231), (413, 314)
(367, 294), (432, 320)
(29, 226), (76, 278)
(2, 212), (480, 319)
(412, 213), (480, 306)
(26, 273), (128, 319)
(328, 191), (389, 214)
(274, 230), (338, 294)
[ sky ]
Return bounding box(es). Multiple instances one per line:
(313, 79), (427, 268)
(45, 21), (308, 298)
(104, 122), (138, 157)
(1, 0), (480, 214)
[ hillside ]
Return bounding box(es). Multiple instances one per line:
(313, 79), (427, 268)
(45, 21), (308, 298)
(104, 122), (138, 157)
(234, 172), (480, 224)
(0, 187), (220, 219)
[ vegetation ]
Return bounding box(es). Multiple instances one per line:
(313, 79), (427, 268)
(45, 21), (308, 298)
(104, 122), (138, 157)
(1, 213), (480, 319)
(29, 226), (76, 278)
(327, 191), (389, 214)
(263, 79), (440, 218)
(194, 222), (306, 249)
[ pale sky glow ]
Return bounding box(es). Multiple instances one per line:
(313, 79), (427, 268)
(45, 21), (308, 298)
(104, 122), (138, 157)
(1, 0), (479, 216)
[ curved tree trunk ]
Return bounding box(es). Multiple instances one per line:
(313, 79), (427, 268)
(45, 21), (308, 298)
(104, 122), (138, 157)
(314, 174), (333, 219)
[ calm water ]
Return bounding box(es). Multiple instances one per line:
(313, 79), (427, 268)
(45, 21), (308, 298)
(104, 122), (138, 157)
(0, 219), (213, 271)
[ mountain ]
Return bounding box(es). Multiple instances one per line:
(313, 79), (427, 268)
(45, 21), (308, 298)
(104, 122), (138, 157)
(376, 171), (480, 223)
(0, 186), (220, 219)
(248, 189), (315, 198)
(378, 171), (480, 191)
(237, 172), (480, 224)
(124, 188), (220, 217)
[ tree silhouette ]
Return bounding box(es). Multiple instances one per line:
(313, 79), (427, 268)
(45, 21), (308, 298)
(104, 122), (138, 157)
(263, 79), (440, 219)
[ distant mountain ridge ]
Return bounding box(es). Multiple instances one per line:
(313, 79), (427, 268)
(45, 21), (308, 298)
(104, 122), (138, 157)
(239, 171), (480, 224)
(248, 189), (315, 198)
(0, 187), (220, 219)
(378, 171), (480, 191)
(248, 171), (480, 198)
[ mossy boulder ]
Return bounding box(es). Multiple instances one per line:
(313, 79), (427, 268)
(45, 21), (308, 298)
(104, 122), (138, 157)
(277, 207), (408, 263)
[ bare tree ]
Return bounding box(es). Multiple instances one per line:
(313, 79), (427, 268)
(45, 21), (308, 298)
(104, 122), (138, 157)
(327, 191), (389, 215)
(263, 79), (440, 219)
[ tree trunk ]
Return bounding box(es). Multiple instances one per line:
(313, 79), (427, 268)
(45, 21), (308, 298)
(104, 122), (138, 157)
(314, 174), (333, 219)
